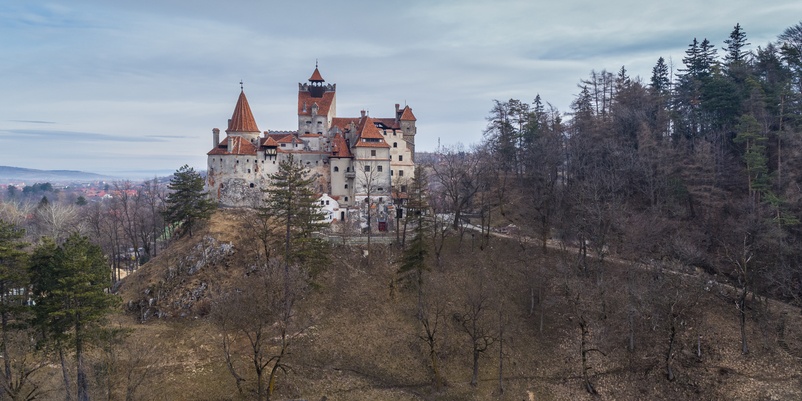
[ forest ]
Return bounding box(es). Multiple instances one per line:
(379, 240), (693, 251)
(0, 21), (800, 401)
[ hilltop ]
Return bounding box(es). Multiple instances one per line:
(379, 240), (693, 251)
(114, 209), (802, 401)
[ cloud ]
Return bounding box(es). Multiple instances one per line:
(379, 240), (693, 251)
(0, 129), (166, 143)
(7, 120), (56, 124)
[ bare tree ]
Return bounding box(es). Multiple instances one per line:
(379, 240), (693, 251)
(212, 262), (309, 401)
(453, 283), (495, 387)
(431, 144), (482, 230)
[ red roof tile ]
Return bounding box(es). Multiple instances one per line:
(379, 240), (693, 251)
(227, 91), (260, 133)
(207, 136), (258, 155)
(330, 133), (352, 158)
(399, 106), (416, 121)
(298, 91), (335, 117)
(354, 116), (390, 148)
(309, 67), (325, 82)
(262, 136), (280, 147)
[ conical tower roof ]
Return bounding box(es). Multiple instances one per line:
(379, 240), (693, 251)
(309, 67), (325, 82)
(227, 90), (260, 133)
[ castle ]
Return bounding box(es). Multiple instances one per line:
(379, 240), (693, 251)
(205, 67), (417, 216)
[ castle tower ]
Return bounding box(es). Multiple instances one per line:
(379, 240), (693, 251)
(398, 105), (417, 162)
(226, 88), (261, 146)
(298, 64), (337, 135)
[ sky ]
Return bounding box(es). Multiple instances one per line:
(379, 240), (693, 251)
(1, 1), (800, 178)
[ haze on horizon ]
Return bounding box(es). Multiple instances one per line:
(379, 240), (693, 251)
(1, 0), (800, 176)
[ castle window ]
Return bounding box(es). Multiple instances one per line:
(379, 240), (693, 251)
(370, 150), (376, 156)
(391, 170), (393, 176)
(326, 200), (330, 205)
(377, 165), (383, 172)
(321, 200), (325, 205)
(345, 196), (349, 202)
(364, 165), (370, 172)
(247, 169), (251, 173)
(399, 170), (404, 177)
(334, 166), (339, 172)
(281, 144), (286, 147)
(398, 155), (403, 161)
(393, 142), (397, 148)
(378, 188), (384, 192)
(249, 183), (255, 188)
(345, 184), (348, 189)
(401, 185), (407, 192)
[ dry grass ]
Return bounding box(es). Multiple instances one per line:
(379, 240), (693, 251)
(107, 210), (802, 401)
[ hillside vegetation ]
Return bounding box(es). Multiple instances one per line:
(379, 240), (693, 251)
(115, 209), (802, 401)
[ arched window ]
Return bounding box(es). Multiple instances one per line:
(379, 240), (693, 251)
(393, 142), (397, 148)
(334, 166), (339, 172)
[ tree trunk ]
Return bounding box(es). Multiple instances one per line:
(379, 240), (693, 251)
(76, 321), (89, 401)
(60, 347), (74, 401)
(471, 349), (479, 387)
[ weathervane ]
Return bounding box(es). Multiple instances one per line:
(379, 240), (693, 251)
(240, 80), (244, 91)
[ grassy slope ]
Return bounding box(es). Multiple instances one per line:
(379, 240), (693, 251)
(116, 210), (802, 401)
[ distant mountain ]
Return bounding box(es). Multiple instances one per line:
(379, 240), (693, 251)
(0, 166), (117, 183)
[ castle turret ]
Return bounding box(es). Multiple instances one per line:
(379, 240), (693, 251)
(226, 88), (261, 145)
(298, 64), (336, 134)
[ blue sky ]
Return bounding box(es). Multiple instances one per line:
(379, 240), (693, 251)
(1, 1), (800, 177)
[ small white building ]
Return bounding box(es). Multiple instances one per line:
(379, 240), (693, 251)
(317, 193), (341, 223)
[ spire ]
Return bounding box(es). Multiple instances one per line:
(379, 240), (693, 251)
(227, 89), (260, 133)
(309, 65), (325, 82)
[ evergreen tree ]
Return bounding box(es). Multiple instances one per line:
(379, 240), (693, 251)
(650, 57), (671, 95)
(162, 164), (216, 238)
(397, 166), (430, 305)
(259, 155), (328, 276)
(30, 234), (117, 401)
(0, 220), (30, 397)
(724, 23), (751, 66)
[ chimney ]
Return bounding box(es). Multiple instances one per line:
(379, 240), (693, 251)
(395, 103), (400, 122)
(360, 110), (366, 118)
(227, 137), (233, 153)
(213, 128), (220, 147)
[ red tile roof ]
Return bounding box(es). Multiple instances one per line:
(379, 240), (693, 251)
(227, 91), (260, 133)
(330, 117), (357, 133)
(262, 136), (280, 147)
(399, 106), (416, 121)
(330, 133), (352, 158)
(207, 136), (258, 155)
(298, 91), (335, 117)
(309, 67), (325, 82)
(354, 116), (390, 148)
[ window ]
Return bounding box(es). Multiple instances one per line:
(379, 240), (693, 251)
(391, 170), (394, 176)
(364, 165), (371, 172)
(326, 200), (330, 205)
(393, 142), (397, 148)
(249, 183), (255, 188)
(321, 200), (325, 205)
(281, 144), (286, 147)
(345, 184), (348, 189)
(345, 196), (349, 202)
(334, 166), (339, 172)
(399, 170), (404, 177)
(370, 150), (376, 156)
(247, 169), (251, 173)
(377, 165), (383, 172)
(398, 155), (403, 161)
(401, 185), (407, 192)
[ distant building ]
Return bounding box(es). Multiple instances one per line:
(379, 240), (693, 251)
(205, 67), (418, 209)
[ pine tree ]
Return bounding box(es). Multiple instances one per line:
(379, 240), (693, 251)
(0, 220), (30, 397)
(650, 57), (671, 95)
(397, 166), (430, 305)
(163, 164), (216, 238)
(30, 234), (118, 401)
(259, 154), (328, 276)
(724, 23), (751, 66)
